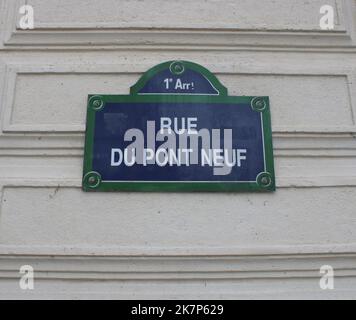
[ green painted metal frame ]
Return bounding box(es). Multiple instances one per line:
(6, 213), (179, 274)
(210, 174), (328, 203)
(83, 61), (275, 192)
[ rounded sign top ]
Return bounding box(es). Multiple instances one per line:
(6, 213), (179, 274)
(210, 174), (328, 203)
(130, 60), (228, 96)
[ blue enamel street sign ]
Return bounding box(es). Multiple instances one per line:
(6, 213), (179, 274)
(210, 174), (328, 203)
(83, 61), (275, 192)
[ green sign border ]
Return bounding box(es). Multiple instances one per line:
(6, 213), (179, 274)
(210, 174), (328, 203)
(83, 61), (275, 192)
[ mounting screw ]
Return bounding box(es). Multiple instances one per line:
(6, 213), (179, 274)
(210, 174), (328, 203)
(256, 172), (273, 189)
(88, 176), (96, 184)
(83, 171), (102, 189)
(170, 61), (185, 75)
(261, 177), (269, 185)
(251, 97), (267, 112)
(89, 95), (105, 111)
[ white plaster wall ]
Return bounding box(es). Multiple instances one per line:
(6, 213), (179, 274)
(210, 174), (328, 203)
(0, 0), (356, 299)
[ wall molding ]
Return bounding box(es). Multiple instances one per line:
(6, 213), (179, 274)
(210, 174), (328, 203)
(0, 252), (355, 280)
(1, 0), (355, 51)
(1, 62), (356, 134)
(5, 30), (354, 50)
(1, 252), (355, 299)
(0, 133), (356, 156)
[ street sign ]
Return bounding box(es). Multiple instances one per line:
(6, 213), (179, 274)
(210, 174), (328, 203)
(83, 61), (275, 192)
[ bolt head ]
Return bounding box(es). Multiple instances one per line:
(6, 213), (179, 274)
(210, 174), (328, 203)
(256, 100), (263, 107)
(170, 62), (185, 75)
(88, 176), (96, 184)
(93, 100), (100, 107)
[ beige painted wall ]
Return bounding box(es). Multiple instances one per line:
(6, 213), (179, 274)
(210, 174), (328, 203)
(0, 0), (356, 299)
